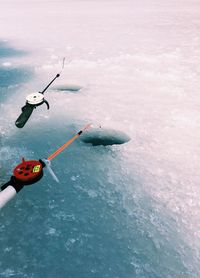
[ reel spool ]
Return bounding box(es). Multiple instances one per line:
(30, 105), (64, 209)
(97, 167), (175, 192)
(26, 92), (44, 105)
(26, 92), (49, 109)
(13, 158), (44, 185)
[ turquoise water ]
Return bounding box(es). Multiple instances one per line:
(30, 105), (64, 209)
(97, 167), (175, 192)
(1, 1), (200, 277)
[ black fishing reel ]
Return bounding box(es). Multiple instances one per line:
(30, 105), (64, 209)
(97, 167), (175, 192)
(15, 92), (50, 128)
(15, 58), (65, 129)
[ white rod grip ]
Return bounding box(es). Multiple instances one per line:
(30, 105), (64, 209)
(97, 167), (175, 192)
(0, 186), (17, 210)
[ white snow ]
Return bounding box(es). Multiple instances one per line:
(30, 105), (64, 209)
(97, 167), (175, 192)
(1, 0), (200, 274)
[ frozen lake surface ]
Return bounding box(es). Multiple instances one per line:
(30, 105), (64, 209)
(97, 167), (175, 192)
(0, 0), (200, 277)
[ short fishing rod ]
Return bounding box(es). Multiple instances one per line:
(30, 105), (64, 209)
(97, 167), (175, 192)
(40, 58), (65, 94)
(15, 58), (66, 129)
(0, 123), (91, 209)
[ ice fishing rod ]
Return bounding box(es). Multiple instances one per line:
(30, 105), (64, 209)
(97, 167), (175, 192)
(15, 58), (66, 129)
(0, 123), (91, 209)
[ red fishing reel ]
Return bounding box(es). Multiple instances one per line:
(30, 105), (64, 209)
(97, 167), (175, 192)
(13, 158), (45, 185)
(1, 158), (45, 193)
